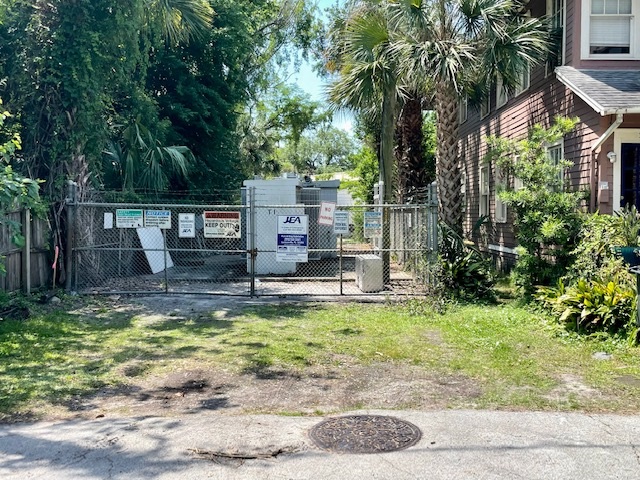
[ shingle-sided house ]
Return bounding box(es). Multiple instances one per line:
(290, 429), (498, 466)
(458, 0), (640, 268)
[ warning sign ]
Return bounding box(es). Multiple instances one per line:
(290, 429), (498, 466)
(179, 213), (195, 238)
(364, 211), (382, 238)
(203, 211), (241, 238)
(318, 201), (336, 226)
(144, 210), (171, 229)
(333, 211), (350, 235)
(116, 209), (143, 228)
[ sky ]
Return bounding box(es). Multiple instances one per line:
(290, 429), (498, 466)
(288, 0), (355, 133)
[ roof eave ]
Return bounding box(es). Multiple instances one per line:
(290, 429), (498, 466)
(555, 68), (607, 115)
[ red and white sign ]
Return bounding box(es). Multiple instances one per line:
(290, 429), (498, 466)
(203, 211), (241, 238)
(318, 201), (336, 226)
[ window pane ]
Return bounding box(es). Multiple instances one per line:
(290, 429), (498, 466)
(604, 0), (618, 14)
(591, 0), (605, 14)
(619, 0), (632, 14)
(590, 16), (631, 52)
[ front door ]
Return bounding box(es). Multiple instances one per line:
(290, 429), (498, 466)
(620, 143), (640, 209)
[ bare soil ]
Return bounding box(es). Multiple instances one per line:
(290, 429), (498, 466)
(60, 363), (482, 421)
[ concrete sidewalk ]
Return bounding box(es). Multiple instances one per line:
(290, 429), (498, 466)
(1, 409), (640, 479)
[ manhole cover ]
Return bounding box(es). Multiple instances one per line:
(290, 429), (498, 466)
(309, 415), (422, 454)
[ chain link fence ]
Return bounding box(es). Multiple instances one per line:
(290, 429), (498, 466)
(69, 188), (438, 297)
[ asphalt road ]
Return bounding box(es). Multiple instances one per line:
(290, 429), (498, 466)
(2, 409), (640, 479)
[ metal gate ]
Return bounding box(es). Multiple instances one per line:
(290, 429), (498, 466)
(67, 188), (438, 297)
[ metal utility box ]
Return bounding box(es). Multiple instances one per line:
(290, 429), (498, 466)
(355, 254), (383, 293)
(243, 176), (303, 275)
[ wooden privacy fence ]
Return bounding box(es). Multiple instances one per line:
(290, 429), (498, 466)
(0, 209), (50, 293)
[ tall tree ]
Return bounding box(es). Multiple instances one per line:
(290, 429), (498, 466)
(393, 0), (549, 232)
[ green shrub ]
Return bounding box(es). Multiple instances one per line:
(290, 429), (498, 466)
(565, 212), (633, 286)
(537, 279), (635, 334)
(486, 117), (586, 295)
(437, 222), (495, 300)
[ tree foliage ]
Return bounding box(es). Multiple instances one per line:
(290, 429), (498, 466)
(485, 117), (586, 293)
(0, 99), (42, 274)
(0, 0), (320, 199)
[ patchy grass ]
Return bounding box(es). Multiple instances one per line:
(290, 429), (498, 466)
(1, 296), (640, 420)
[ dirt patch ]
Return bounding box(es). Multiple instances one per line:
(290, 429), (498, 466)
(544, 374), (601, 402)
(54, 363), (481, 421)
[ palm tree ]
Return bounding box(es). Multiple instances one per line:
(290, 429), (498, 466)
(326, 1), (402, 283)
(392, 0), (549, 232)
(327, 2), (400, 206)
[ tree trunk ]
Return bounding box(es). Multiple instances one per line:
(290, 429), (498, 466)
(434, 83), (462, 234)
(397, 94), (425, 204)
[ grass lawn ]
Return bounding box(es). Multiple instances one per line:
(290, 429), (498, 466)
(1, 295), (640, 420)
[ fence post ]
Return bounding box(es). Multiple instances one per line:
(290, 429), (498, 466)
(65, 181), (77, 292)
(21, 208), (31, 294)
(249, 187), (256, 297)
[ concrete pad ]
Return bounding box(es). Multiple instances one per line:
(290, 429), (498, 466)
(1, 410), (640, 479)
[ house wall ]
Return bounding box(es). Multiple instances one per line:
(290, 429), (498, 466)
(460, 63), (602, 250)
(570, 0), (640, 70)
(459, 0), (640, 266)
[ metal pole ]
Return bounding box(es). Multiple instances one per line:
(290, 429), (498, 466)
(22, 208), (31, 294)
(163, 229), (169, 293)
(65, 181), (77, 292)
(339, 234), (343, 295)
(249, 187), (256, 297)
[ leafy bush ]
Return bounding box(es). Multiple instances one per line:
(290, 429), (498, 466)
(486, 117), (586, 295)
(537, 279), (635, 334)
(565, 212), (633, 286)
(436, 222), (495, 300)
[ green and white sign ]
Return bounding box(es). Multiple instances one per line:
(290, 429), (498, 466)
(116, 209), (144, 228)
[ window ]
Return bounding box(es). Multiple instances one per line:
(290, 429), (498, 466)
(547, 0), (566, 71)
(479, 165), (489, 217)
(496, 76), (508, 108)
(583, 0), (636, 58)
(513, 155), (524, 191)
(515, 68), (530, 96)
(480, 95), (490, 118)
(547, 141), (565, 185)
(495, 165), (507, 223)
(459, 96), (468, 124)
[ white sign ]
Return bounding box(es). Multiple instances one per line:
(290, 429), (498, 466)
(334, 211), (350, 235)
(204, 211), (241, 238)
(144, 210), (172, 229)
(116, 209), (143, 228)
(318, 201), (336, 226)
(136, 227), (174, 274)
(103, 212), (113, 229)
(364, 211), (382, 238)
(179, 213), (195, 238)
(276, 215), (308, 262)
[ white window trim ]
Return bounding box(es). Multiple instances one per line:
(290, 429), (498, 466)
(488, 244), (519, 255)
(496, 76), (508, 108)
(480, 95), (490, 119)
(581, 0), (637, 60)
(515, 68), (530, 96)
(494, 165), (507, 223)
(459, 96), (468, 124)
(461, 170), (467, 212)
(612, 129), (640, 211)
(546, 140), (565, 185)
(479, 165), (489, 217)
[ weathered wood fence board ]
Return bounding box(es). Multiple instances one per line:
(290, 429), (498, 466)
(1, 210), (50, 293)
